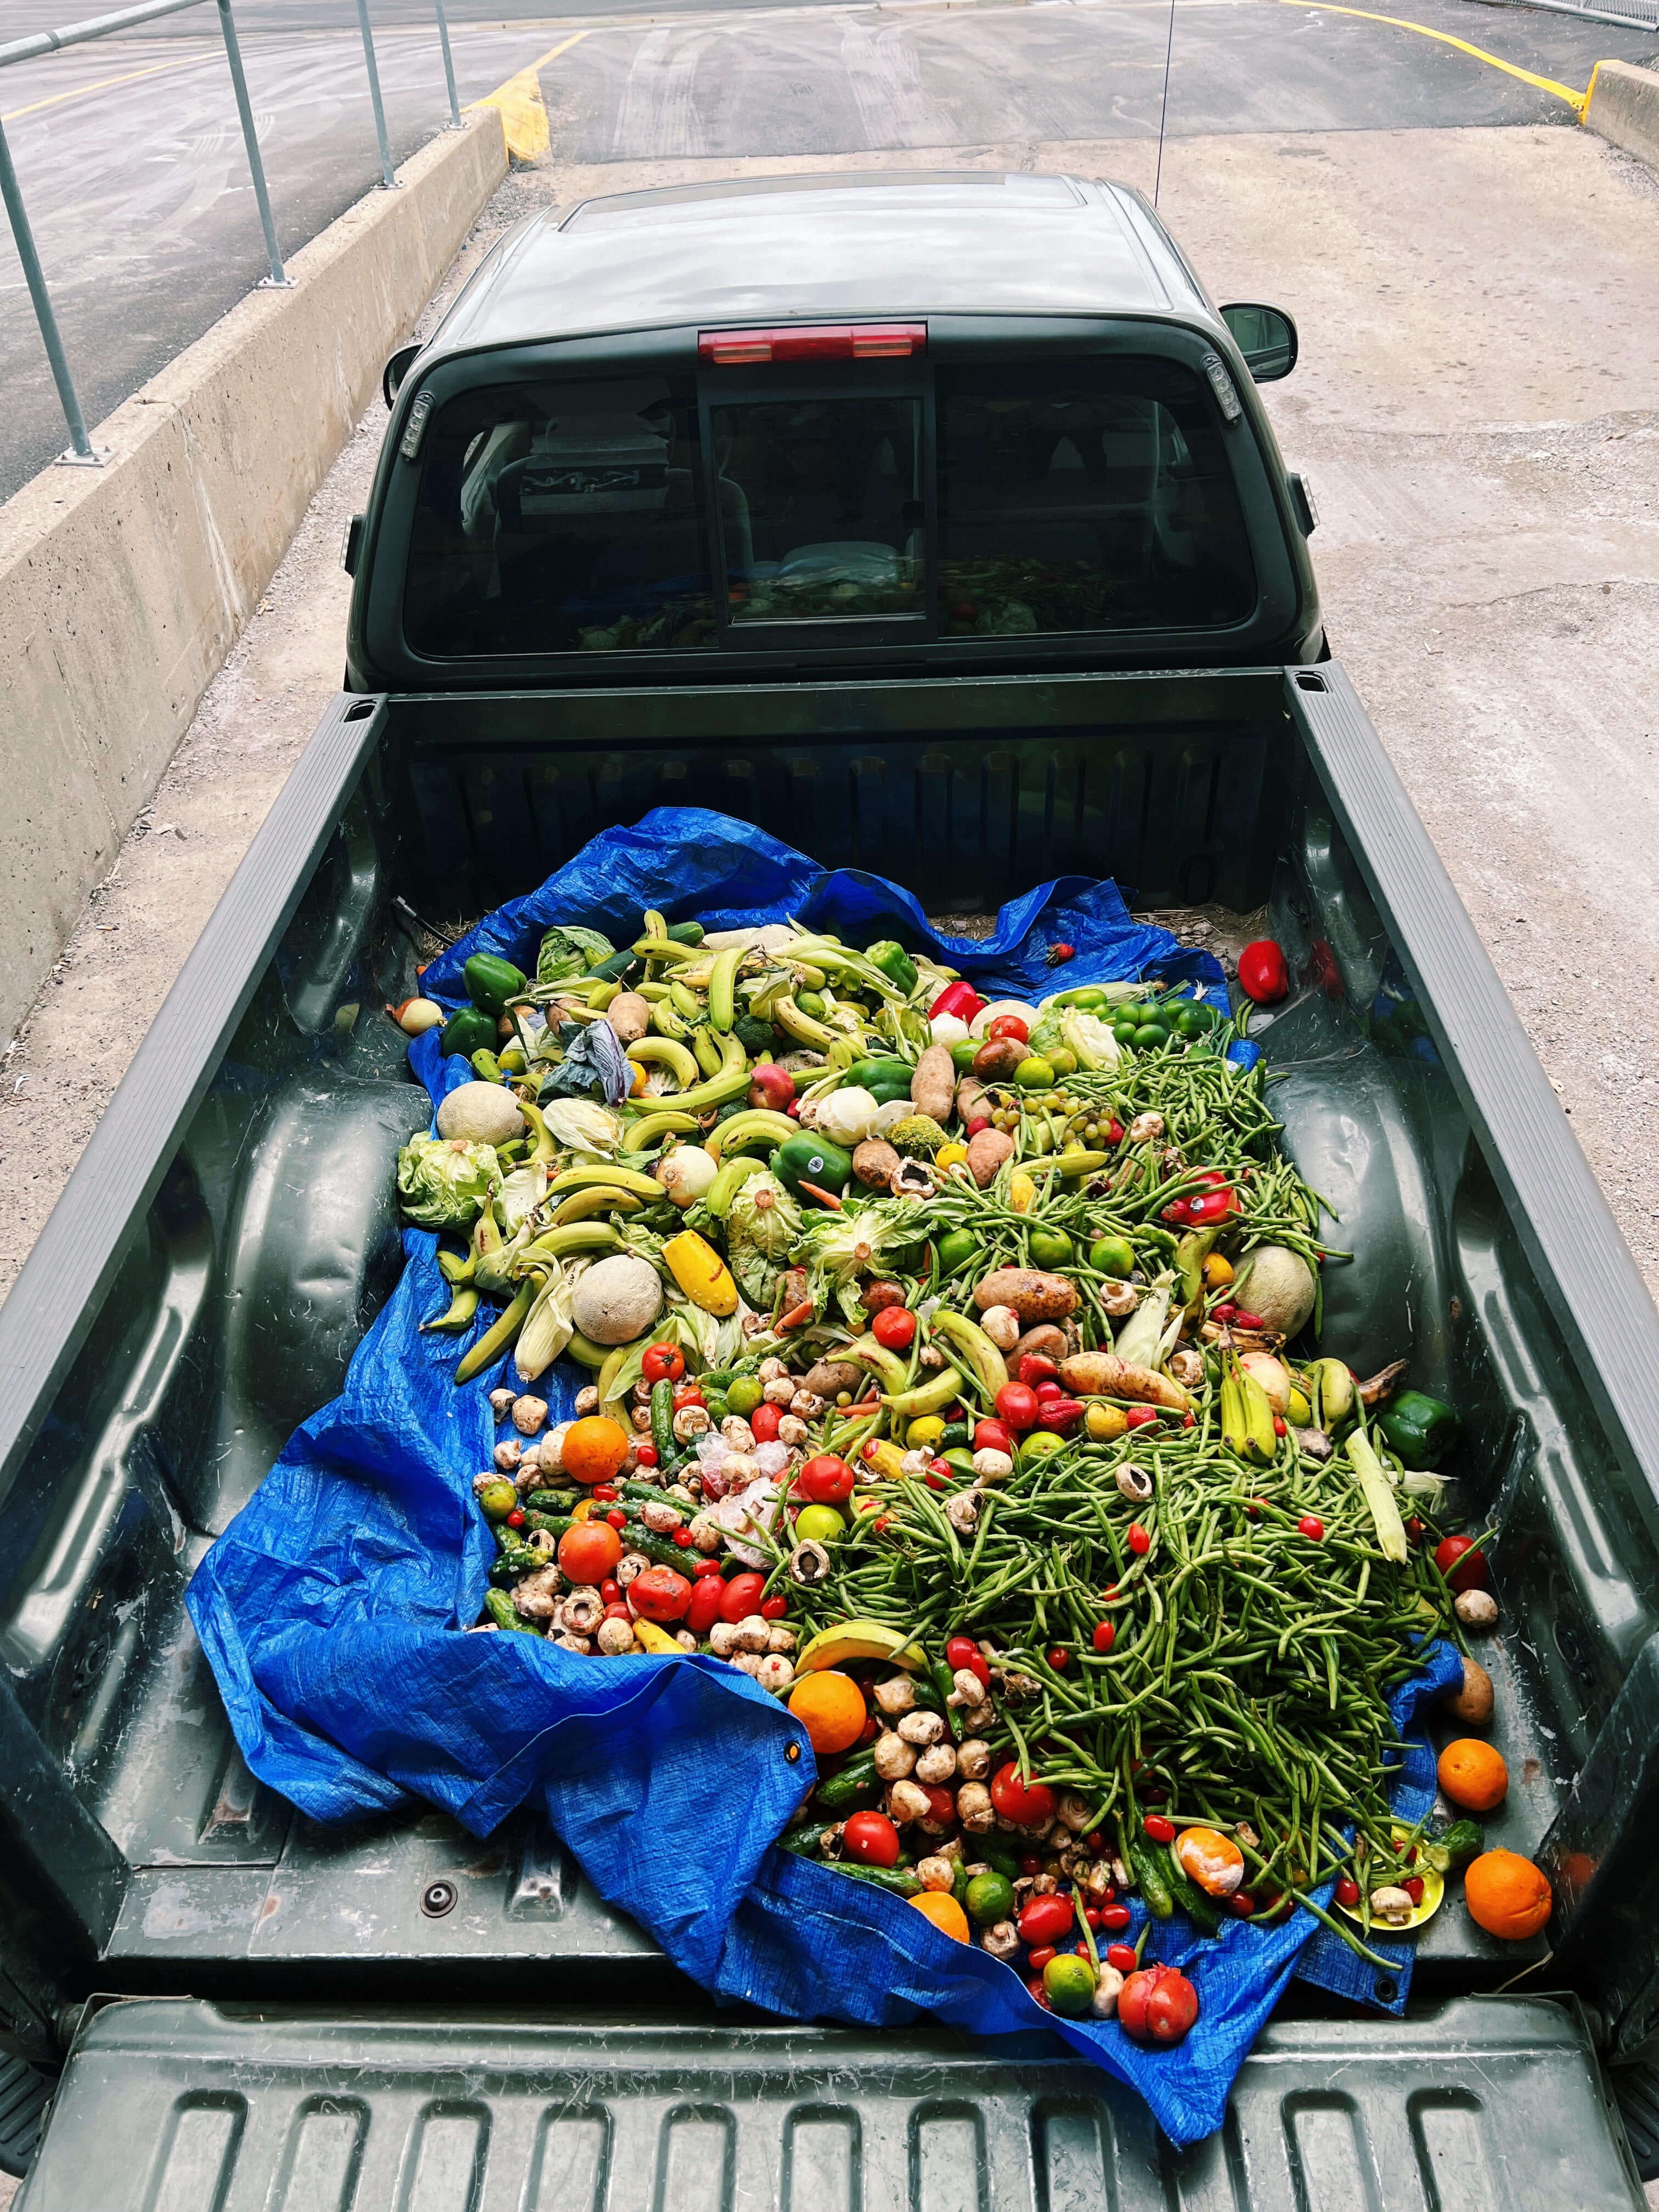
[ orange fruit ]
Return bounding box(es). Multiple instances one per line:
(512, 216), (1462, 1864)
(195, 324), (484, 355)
(1464, 1850), (1552, 1940)
(1175, 1825), (1246, 1897)
(1437, 1737), (1509, 1813)
(910, 1892), (971, 1942)
(561, 1416), (631, 1486)
(787, 1670), (867, 1755)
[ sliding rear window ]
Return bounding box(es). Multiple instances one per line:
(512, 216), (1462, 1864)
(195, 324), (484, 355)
(403, 377), (716, 656)
(935, 357), (1255, 635)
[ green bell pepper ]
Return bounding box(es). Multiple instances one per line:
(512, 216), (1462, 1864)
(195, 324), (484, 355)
(864, 940), (919, 995)
(1378, 1390), (1459, 1469)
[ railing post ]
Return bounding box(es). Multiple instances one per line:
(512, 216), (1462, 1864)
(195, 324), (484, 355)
(215, 0), (287, 285)
(433, 0), (461, 129)
(0, 115), (99, 463)
(354, 0), (397, 188)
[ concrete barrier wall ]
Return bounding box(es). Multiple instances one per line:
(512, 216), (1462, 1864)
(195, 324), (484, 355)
(0, 110), (507, 1047)
(1584, 60), (1659, 172)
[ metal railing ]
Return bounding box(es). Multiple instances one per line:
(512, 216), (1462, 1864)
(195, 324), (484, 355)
(0, 0), (464, 467)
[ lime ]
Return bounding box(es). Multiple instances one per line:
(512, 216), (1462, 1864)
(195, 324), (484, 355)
(795, 1504), (847, 1543)
(1043, 1953), (1097, 2016)
(1090, 1234), (1136, 1278)
(1014, 1057), (1056, 1091)
(950, 1038), (979, 1071)
(941, 1448), (978, 1478)
(935, 1229), (978, 1276)
(727, 1376), (764, 1417)
(478, 1480), (519, 1521)
(1020, 1431), (1065, 1465)
(1132, 1024), (1169, 1052)
(966, 1870), (1014, 1926)
(1113, 1020), (1140, 1047)
(1028, 1228), (1074, 1267)
(907, 1415), (947, 1450)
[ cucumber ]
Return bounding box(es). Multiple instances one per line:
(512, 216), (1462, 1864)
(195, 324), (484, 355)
(780, 1820), (839, 1857)
(977, 1842), (1022, 1881)
(1160, 1848), (1223, 1935)
(666, 921), (705, 946)
(484, 1589), (541, 1635)
(526, 1488), (580, 1514)
(1127, 1833), (1175, 1920)
(521, 1510), (574, 1540)
(650, 1378), (676, 1462)
(618, 1520), (690, 1571)
(831, 1861), (922, 1898)
(815, 1751), (880, 1812)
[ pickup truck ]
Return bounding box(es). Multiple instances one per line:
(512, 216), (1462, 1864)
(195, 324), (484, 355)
(2, 170), (1657, 2210)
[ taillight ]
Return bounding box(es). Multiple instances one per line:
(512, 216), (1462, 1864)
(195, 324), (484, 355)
(698, 323), (926, 365)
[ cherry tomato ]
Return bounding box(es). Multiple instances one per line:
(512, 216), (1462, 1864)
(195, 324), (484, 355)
(1297, 1515), (1325, 1541)
(642, 1343), (686, 1384)
(1027, 1946), (1057, 1972)
(1118, 1963), (1200, 2045)
(1092, 1621), (1116, 1654)
(1047, 1647), (1069, 1671)
(965, 1117), (990, 1139)
(718, 1571), (766, 1623)
(1105, 1943), (1139, 1973)
(986, 1014), (1030, 1044)
(505, 1508), (525, 1528)
(1018, 1354), (1059, 1387)
(858, 1715), (879, 1744)
(604, 1600), (632, 1621)
(995, 1382), (1040, 1432)
(1335, 1875), (1361, 1908)
(665, 1527), (690, 1549)
(1143, 1813), (1176, 1844)
(1097, 1903), (1132, 1931)
(798, 1454), (855, 1506)
(691, 1556), (724, 1578)
(919, 1784), (955, 1825)
(634, 1445), (659, 1468)
(1019, 1855), (1043, 1878)
(945, 1635), (980, 1672)
(606, 1508), (628, 1529)
(990, 1762), (1056, 1827)
(1017, 1894), (1076, 1947)
(558, 1521), (622, 1583)
(672, 1383), (705, 1412)
(599, 1579), (622, 1604)
(843, 1811), (901, 1867)
(871, 1307), (917, 1351)
(760, 1595), (789, 1621)
(750, 1402), (782, 1444)
(1083, 1908), (1102, 1929)
(973, 1419), (1014, 1457)
(591, 1485), (618, 1503)
(1026, 1977), (1052, 2010)
(1403, 1876), (1425, 1905)
(1105, 1119), (1124, 1145)
(1406, 1516), (1425, 1545)
(1033, 1379), (1064, 1403)
(685, 1577), (725, 1635)
(1434, 1534), (1488, 1592)
(1127, 1522), (1151, 1556)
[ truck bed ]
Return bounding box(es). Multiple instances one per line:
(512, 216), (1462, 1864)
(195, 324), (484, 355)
(2, 662), (1657, 2202)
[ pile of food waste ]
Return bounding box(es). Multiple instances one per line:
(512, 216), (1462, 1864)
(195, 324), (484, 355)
(392, 906), (1546, 2038)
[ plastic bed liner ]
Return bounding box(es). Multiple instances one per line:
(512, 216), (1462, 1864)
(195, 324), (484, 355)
(15, 1992), (1644, 2211)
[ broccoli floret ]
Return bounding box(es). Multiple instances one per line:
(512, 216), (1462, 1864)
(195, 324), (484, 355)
(734, 1015), (777, 1056)
(889, 1114), (947, 1160)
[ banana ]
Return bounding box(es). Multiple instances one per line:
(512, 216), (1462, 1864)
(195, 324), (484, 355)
(669, 979), (702, 1020)
(706, 1153), (769, 1218)
(692, 1026), (724, 1079)
(774, 994), (839, 1049)
(517, 1099), (560, 1166)
(436, 1247), (473, 1286)
(1238, 1364), (1278, 1463)
(454, 1280), (534, 1385)
(550, 1187), (642, 1224)
(620, 1108), (702, 1152)
(1221, 1367), (1250, 1457)
(421, 1285), (479, 1334)
(881, 1364), (966, 1419)
(516, 1222), (623, 1267)
(927, 1308), (1009, 1401)
(650, 998), (690, 1042)
(548, 1164), (663, 1200)
(708, 945), (745, 1032)
(627, 1037), (701, 1090)
(706, 1109), (797, 1160)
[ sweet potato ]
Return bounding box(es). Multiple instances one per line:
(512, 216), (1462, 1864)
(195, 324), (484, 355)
(1059, 1350), (1190, 1411)
(956, 1077), (988, 1126)
(965, 1127), (1014, 1188)
(972, 1268), (1078, 1323)
(1012, 1323), (1068, 1363)
(604, 992), (651, 1043)
(910, 1043), (957, 1125)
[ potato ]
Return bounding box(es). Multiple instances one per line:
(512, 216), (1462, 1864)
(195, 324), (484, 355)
(910, 1043), (957, 1125)
(1440, 1656), (1496, 1727)
(803, 1360), (864, 1401)
(965, 1127), (1014, 1188)
(605, 992), (652, 1044)
(972, 1036), (1024, 1082)
(1060, 1350), (1190, 1410)
(1012, 1323), (1069, 1364)
(853, 1138), (901, 1189)
(972, 1268), (1078, 1323)
(956, 1077), (988, 1126)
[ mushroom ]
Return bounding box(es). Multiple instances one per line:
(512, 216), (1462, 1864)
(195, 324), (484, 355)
(596, 1617), (637, 1656)
(915, 1744), (957, 1785)
(872, 1675), (917, 1716)
(873, 1733), (918, 1780)
(887, 1780), (933, 1826)
(1099, 1281), (1139, 1319)
(733, 1614), (771, 1653)
(511, 1394), (549, 1435)
(1091, 1967), (1125, 2019)
(614, 1551), (650, 1587)
(956, 1739), (991, 1781)
(493, 1439), (524, 1474)
(708, 1622), (742, 1657)
(766, 1625), (797, 1655)
(1058, 1793), (1094, 1834)
(982, 1920), (1020, 1961)
(720, 1415), (757, 1453)
(754, 1655), (795, 1694)
(917, 1856), (956, 1893)
(789, 1540), (833, 1587)
(979, 1305), (1022, 1352)
(897, 1709), (946, 1746)
(489, 1387), (516, 1420)
(956, 1781), (996, 1833)
(1369, 1886), (1415, 1927)
(558, 1588), (603, 1636)
(673, 1404), (712, 1442)
(1455, 1588), (1499, 1633)
(1126, 1112), (1165, 1145)
(639, 1498), (684, 1533)
(573, 1385), (600, 1417)
(511, 1565), (563, 1622)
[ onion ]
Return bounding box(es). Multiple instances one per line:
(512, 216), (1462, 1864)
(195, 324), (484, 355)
(871, 1098), (913, 1136)
(929, 1012), (971, 1048)
(817, 1085), (881, 1147)
(1232, 1246), (1318, 1338)
(391, 997), (444, 1035)
(1240, 1351), (1291, 1415)
(656, 1145), (718, 1207)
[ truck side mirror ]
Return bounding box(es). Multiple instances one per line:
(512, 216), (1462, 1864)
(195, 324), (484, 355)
(1220, 303), (1298, 381)
(383, 343), (421, 408)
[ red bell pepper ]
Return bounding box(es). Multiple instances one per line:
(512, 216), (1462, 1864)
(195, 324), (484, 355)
(929, 979), (986, 1023)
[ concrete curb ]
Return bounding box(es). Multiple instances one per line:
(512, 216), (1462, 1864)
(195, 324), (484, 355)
(0, 109), (507, 1047)
(1584, 59), (1659, 170)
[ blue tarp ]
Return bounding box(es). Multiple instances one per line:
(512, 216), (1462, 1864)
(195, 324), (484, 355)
(188, 810), (1456, 2147)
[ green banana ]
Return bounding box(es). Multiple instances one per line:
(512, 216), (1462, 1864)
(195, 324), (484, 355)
(620, 1108), (702, 1152)
(927, 1309), (1009, 1401)
(548, 1163), (664, 1200)
(709, 945), (745, 1031)
(881, 1364), (966, 1419)
(706, 1153), (769, 1218)
(707, 1109), (796, 1160)
(455, 1280), (534, 1385)
(422, 1285), (479, 1334)
(627, 1037), (701, 1090)
(650, 998), (690, 1041)
(692, 1026), (724, 1078)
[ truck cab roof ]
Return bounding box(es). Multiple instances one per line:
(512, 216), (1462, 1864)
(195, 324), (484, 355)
(427, 171), (1217, 359)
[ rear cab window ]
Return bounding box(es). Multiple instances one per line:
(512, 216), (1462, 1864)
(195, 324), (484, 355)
(394, 338), (1276, 668)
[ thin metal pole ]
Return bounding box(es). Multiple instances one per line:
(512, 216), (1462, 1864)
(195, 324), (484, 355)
(216, 0), (285, 285)
(432, 0), (461, 128)
(354, 0), (397, 188)
(0, 116), (97, 461)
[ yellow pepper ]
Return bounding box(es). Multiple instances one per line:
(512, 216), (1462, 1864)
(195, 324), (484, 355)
(1085, 1402), (1128, 1443)
(1009, 1169), (1036, 1215)
(860, 1438), (909, 1481)
(1201, 1251), (1234, 1289)
(662, 1230), (738, 1316)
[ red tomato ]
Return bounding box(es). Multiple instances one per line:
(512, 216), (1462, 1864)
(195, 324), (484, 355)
(1092, 1621), (1116, 1654)
(1297, 1515), (1325, 1541)
(1434, 1534), (1488, 1592)
(1127, 1522), (1151, 1556)
(558, 1521), (621, 1583)
(1118, 1963), (1200, 2045)
(685, 1577), (724, 1635)
(1105, 1943), (1139, 1973)
(718, 1571), (766, 1623)
(672, 1383), (705, 1412)
(995, 1382), (1040, 1432)
(1237, 939), (1290, 1006)
(973, 1419), (1014, 1457)
(761, 1595), (789, 1621)
(945, 1635), (979, 1671)
(1335, 1875), (1361, 1908)
(629, 1565), (692, 1623)
(843, 1812), (900, 1867)
(1017, 1894), (1076, 1947)
(642, 1342), (686, 1384)
(749, 1402), (782, 1444)
(986, 1014), (1030, 1044)
(990, 1762), (1056, 1827)
(1017, 1354), (1059, 1387)
(798, 1454), (855, 1506)
(1142, 1813), (1176, 1843)
(871, 1307), (917, 1351)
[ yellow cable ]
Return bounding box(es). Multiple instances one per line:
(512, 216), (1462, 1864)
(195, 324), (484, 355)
(1277, 0), (1593, 119)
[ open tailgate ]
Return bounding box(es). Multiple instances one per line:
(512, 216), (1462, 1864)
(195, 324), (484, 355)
(17, 1993), (1643, 2209)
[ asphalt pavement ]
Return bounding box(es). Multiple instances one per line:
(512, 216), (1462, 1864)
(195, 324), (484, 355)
(1, 0), (1656, 499)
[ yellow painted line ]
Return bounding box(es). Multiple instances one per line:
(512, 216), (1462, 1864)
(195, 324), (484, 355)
(1277, 0), (1594, 118)
(467, 29), (592, 162)
(2, 52), (204, 125)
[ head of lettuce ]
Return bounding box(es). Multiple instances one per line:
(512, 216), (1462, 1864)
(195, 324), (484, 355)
(396, 1135), (500, 1231)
